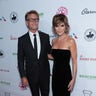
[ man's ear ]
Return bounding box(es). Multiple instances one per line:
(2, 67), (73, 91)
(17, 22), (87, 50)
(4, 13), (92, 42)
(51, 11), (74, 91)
(25, 21), (28, 26)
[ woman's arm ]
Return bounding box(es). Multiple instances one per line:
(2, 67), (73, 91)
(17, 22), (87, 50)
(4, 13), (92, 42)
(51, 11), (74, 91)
(68, 38), (77, 91)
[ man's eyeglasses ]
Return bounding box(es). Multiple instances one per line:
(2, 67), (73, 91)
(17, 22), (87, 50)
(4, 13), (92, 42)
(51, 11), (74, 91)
(26, 18), (39, 22)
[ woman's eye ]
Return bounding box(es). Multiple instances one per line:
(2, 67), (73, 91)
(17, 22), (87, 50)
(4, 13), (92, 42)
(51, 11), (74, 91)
(61, 25), (64, 27)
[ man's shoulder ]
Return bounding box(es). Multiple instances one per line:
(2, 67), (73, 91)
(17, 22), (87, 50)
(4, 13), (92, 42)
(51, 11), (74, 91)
(39, 30), (49, 36)
(18, 32), (29, 39)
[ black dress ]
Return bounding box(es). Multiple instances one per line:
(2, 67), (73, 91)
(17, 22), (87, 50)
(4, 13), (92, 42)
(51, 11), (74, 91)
(52, 49), (72, 96)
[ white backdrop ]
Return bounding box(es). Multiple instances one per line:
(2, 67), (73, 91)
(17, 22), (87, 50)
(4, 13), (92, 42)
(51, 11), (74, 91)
(0, 0), (96, 96)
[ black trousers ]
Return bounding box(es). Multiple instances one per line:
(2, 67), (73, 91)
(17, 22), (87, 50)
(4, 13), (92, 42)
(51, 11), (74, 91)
(28, 77), (50, 96)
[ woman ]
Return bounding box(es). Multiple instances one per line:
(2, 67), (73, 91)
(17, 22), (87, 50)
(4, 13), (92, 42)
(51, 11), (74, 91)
(49, 14), (77, 96)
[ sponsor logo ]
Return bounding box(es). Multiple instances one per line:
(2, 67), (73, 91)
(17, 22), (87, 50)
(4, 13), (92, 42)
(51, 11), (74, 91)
(0, 69), (9, 72)
(81, 8), (96, 15)
(10, 12), (18, 23)
(83, 90), (92, 96)
(79, 74), (96, 80)
(0, 16), (6, 22)
(10, 35), (18, 40)
(0, 92), (11, 96)
(4, 92), (11, 96)
(70, 33), (78, 39)
(39, 12), (44, 17)
(0, 80), (10, 85)
(0, 37), (3, 39)
(80, 55), (96, 61)
(0, 49), (4, 58)
(56, 6), (68, 15)
(84, 28), (96, 41)
(12, 53), (17, 55)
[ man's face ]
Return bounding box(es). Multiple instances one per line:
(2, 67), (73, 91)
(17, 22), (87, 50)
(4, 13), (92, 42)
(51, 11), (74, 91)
(26, 14), (39, 33)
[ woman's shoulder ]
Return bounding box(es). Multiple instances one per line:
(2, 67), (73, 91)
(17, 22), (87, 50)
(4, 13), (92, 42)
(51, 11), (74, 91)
(68, 36), (75, 42)
(68, 36), (76, 47)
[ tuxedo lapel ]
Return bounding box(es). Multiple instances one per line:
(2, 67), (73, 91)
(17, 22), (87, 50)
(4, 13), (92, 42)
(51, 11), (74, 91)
(26, 32), (34, 50)
(38, 32), (43, 59)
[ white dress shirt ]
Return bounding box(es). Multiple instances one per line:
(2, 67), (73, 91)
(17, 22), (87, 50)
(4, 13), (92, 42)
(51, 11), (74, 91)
(29, 31), (41, 59)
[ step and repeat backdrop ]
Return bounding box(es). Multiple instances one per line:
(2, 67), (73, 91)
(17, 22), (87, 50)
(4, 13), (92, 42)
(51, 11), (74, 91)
(0, 0), (96, 96)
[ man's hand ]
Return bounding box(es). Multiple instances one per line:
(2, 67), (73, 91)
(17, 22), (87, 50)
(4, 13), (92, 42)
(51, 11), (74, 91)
(21, 77), (28, 87)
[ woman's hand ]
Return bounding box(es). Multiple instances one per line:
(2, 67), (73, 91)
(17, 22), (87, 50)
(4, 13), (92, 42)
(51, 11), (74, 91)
(68, 78), (75, 91)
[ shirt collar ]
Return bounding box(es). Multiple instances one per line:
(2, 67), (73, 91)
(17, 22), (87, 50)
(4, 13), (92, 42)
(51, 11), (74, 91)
(29, 31), (39, 36)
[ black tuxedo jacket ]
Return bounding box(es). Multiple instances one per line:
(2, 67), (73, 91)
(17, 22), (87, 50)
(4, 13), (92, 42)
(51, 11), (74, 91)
(18, 31), (51, 83)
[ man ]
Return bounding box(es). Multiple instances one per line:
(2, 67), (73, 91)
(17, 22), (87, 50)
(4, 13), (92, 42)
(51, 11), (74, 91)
(17, 10), (51, 96)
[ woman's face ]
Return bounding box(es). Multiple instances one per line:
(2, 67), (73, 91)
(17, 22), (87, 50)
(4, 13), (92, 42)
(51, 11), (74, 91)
(55, 22), (66, 36)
